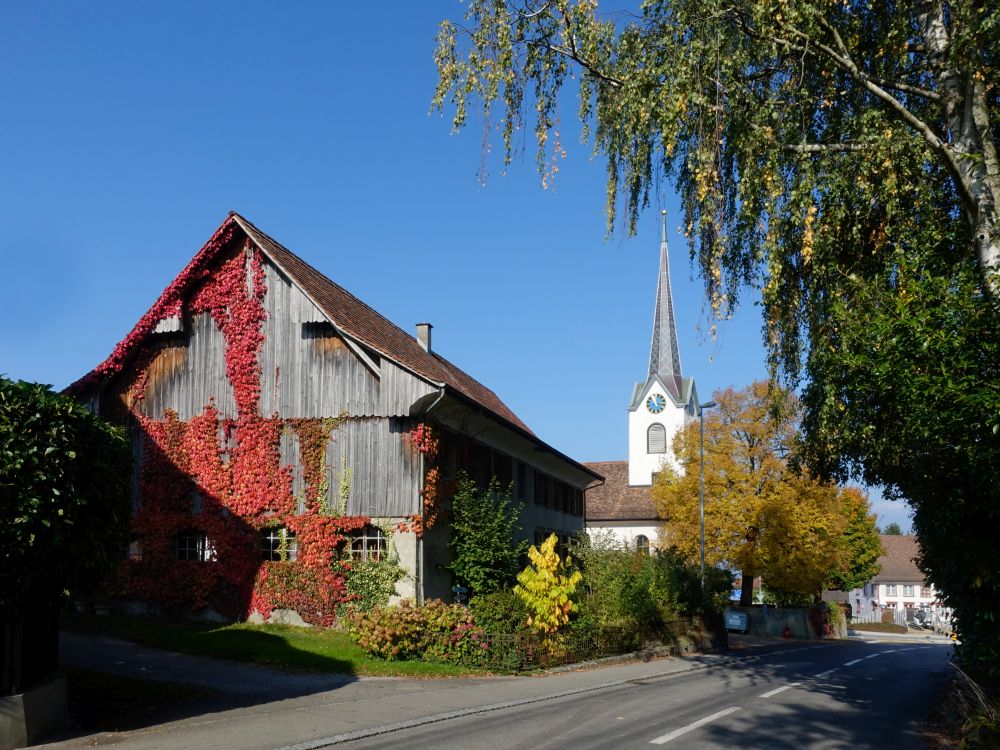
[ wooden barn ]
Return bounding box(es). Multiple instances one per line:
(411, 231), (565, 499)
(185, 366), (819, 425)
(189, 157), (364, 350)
(70, 212), (600, 622)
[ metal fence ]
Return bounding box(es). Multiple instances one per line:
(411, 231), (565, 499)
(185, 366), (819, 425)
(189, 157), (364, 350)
(850, 609), (909, 627)
(849, 607), (951, 632)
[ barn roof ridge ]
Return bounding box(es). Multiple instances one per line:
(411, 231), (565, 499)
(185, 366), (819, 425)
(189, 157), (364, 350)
(70, 212), (585, 462)
(228, 212), (532, 434)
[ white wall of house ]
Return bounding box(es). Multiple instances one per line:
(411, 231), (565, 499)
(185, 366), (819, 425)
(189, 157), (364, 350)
(849, 581), (940, 614)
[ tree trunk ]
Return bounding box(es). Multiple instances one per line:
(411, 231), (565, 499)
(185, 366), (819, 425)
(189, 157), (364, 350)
(918, 0), (1000, 296)
(739, 572), (756, 607)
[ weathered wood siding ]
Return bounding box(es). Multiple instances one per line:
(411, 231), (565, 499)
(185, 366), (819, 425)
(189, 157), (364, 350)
(328, 417), (420, 517)
(117, 253), (425, 518)
(257, 261), (437, 418)
(138, 315), (236, 421)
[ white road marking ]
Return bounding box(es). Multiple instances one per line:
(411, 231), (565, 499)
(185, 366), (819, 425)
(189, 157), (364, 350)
(865, 653), (881, 659)
(759, 683), (800, 698)
(649, 707), (742, 745)
(844, 659), (863, 666)
(815, 668), (839, 677)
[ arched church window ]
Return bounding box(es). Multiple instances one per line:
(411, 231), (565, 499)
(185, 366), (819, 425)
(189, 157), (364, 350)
(636, 535), (650, 554)
(647, 423), (667, 454)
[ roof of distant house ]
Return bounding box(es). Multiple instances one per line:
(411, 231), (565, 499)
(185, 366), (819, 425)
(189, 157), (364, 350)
(873, 534), (924, 583)
(583, 461), (658, 521)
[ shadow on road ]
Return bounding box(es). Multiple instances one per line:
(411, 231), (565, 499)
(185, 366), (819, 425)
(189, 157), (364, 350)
(700, 644), (951, 748)
(55, 628), (360, 740)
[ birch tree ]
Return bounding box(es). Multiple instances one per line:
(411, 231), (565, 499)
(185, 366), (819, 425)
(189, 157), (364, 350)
(434, 0), (1000, 675)
(433, 0), (1000, 302)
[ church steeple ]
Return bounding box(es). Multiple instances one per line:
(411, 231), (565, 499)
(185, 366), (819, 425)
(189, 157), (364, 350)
(647, 210), (683, 399)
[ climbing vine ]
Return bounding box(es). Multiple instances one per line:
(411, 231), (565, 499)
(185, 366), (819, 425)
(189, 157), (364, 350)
(398, 423), (454, 539)
(289, 415), (346, 509)
(109, 235), (370, 624)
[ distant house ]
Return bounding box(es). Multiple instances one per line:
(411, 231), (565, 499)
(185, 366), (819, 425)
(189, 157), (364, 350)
(70, 212), (601, 622)
(851, 535), (941, 615)
(584, 212), (700, 550)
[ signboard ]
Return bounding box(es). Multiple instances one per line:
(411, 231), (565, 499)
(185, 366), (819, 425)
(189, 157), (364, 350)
(724, 609), (749, 633)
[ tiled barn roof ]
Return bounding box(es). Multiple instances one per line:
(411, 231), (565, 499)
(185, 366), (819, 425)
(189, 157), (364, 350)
(231, 213), (531, 433)
(71, 212), (603, 481)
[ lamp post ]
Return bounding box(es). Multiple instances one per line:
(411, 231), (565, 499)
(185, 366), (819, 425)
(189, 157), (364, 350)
(698, 400), (717, 588)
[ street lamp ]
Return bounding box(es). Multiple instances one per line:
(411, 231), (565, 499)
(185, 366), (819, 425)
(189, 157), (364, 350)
(698, 400), (717, 588)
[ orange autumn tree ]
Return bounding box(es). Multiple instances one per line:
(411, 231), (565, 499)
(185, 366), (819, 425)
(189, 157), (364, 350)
(654, 381), (874, 606)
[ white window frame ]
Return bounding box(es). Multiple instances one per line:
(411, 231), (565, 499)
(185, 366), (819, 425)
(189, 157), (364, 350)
(261, 526), (298, 562)
(351, 525), (387, 562)
(177, 531), (216, 562)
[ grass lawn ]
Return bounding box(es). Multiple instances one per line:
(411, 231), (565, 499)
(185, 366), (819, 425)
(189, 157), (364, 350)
(61, 610), (478, 678)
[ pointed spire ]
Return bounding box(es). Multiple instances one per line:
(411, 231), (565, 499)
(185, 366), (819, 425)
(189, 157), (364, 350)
(647, 210), (683, 398)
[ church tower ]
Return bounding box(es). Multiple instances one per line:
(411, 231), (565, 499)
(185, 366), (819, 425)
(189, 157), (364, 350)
(626, 211), (697, 486)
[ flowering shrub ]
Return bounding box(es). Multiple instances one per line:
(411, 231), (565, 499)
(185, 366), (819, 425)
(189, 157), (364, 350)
(343, 556), (407, 613)
(515, 534), (582, 637)
(348, 599), (486, 663)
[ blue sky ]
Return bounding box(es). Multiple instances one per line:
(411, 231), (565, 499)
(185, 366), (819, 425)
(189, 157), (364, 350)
(0, 3), (910, 530)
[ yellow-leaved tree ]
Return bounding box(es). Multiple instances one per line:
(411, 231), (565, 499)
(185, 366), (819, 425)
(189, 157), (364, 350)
(514, 534), (582, 638)
(654, 381), (872, 606)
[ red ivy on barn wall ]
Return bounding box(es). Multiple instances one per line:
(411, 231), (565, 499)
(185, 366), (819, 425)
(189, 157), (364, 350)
(396, 423), (454, 539)
(112, 237), (370, 624)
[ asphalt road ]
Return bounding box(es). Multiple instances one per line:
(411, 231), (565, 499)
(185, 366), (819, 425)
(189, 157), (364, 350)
(326, 641), (952, 750)
(45, 634), (953, 750)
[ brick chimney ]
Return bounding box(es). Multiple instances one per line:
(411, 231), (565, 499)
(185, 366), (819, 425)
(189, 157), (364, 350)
(416, 322), (432, 353)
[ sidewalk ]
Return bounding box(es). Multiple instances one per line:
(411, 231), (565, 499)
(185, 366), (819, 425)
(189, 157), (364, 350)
(40, 632), (813, 750)
(846, 628), (955, 644)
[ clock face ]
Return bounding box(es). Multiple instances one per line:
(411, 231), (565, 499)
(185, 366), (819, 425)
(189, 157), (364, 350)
(647, 394), (666, 414)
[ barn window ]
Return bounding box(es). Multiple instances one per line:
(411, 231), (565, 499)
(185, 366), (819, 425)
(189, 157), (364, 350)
(177, 531), (215, 561)
(351, 525), (387, 561)
(647, 423), (667, 453)
(261, 527), (298, 562)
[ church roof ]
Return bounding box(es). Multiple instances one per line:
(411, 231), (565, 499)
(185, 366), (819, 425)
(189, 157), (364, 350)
(646, 211), (684, 400)
(583, 460), (659, 521)
(629, 374), (697, 411)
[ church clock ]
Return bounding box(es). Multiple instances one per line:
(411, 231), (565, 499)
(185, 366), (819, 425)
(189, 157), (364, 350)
(646, 394), (666, 414)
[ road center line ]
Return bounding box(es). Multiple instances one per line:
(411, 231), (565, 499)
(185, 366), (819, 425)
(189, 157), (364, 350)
(815, 668), (839, 677)
(844, 659), (863, 666)
(865, 653), (881, 659)
(649, 707), (742, 745)
(759, 683), (800, 698)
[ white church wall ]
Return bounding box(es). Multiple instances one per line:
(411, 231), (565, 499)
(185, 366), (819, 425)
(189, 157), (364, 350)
(586, 523), (663, 551)
(627, 382), (687, 486)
